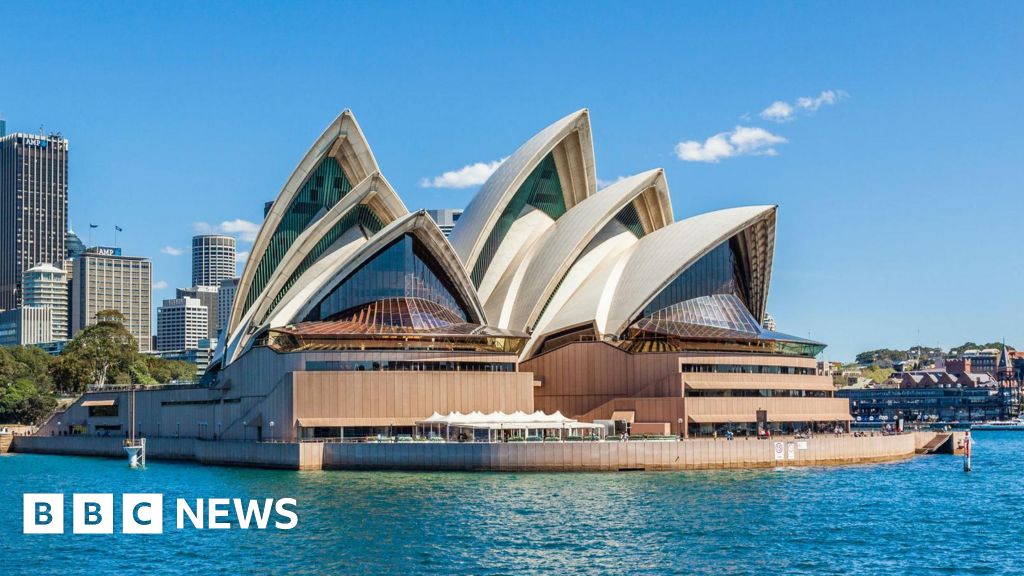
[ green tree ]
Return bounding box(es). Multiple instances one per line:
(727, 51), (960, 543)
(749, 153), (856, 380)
(58, 316), (138, 387)
(48, 355), (94, 395)
(7, 345), (53, 390)
(0, 379), (57, 424)
(0, 345), (58, 424)
(855, 349), (909, 365)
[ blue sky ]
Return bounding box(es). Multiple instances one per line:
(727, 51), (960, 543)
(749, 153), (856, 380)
(1, 1), (1021, 360)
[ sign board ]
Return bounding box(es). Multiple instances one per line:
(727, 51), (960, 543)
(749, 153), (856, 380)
(797, 441), (808, 450)
(86, 246), (122, 256)
(787, 443), (796, 460)
(773, 442), (784, 461)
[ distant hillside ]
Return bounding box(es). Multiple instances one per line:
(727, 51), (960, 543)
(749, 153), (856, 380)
(947, 342), (1014, 358)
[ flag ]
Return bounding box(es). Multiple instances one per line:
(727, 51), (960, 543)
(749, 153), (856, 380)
(115, 226), (123, 232)
(89, 223), (98, 229)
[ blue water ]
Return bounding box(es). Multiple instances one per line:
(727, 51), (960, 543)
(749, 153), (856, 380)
(0, 434), (1019, 575)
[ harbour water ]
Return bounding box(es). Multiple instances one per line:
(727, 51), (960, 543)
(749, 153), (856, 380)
(1, 433), (1020, 575)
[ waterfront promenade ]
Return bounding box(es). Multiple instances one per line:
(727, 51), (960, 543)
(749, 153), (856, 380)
(11, 431), (954, 471)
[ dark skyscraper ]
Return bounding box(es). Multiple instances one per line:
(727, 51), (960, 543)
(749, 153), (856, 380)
(0, 129), (69, 309)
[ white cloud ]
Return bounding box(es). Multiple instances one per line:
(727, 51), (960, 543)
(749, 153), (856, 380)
(675, 126), (787, 163)
(761, 90), (848, 122)
(152, 280), (169, 290)
(597, 176), (628, 189)
(160, 246), (183, 256)
(760, 100), (794, 122)
(420, 158), (507, 189)
(193, 219), (261, 242)
(236, 251), (249, 264)
(797, 89), (847, 111)
(218, 219), (260, 242)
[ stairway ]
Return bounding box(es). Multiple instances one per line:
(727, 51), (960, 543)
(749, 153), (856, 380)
(919, 432), (953, 454)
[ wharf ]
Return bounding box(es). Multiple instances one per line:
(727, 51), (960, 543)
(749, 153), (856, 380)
(10, 431), (954, 471)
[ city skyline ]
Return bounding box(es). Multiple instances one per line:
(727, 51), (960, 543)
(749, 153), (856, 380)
(1, 2), (1021, 360)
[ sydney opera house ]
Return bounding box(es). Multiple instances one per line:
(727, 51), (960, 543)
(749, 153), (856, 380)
(44, 109), (851, 442)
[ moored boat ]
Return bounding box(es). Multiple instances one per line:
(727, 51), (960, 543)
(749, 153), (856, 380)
(972, 417), (1024, 431)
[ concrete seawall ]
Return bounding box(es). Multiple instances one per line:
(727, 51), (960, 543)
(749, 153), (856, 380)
(11, 436), (325, 470)
(322, 434), (919, 471)
(11, 433), (936, 471)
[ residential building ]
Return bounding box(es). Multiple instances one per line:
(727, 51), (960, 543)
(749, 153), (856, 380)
(0, 306), (52, 346)
(22, 263), (68, 340)
(0, 130), (69, 309)
(157, 296), (208, 351)
(176, 285), (218, 341)
(426, 208), (463, 237)
(71, 247), (152, 351)
(192, 234), (236, 288)
(962, 349), (999, 374)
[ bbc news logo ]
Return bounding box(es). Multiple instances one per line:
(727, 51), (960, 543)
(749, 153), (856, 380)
(24, 494), (298, 534)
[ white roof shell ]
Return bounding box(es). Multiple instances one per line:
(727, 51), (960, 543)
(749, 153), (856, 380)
(229, 110), (381, 335)
(533, 205), (777, 357)
(495, 169), (673, 333)
(448, 109), (597, 279)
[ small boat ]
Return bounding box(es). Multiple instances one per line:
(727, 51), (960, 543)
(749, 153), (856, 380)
(972, 417), (1024, 431)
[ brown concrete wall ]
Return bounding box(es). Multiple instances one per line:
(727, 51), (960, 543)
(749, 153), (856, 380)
(526, 341), (682, 417)
(292, 371), (534, 424)
(523, 341), (851, 433)
(322, 434), (919, 471)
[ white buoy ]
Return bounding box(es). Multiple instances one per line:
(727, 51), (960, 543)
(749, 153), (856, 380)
(125, 438), (145, 469)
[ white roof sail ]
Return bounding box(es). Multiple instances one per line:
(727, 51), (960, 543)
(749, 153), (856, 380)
(228, 110), (381, 338)
(502, 169), (672, 332)
(448, 109), (596, 282)
(532, 205), (777, 357)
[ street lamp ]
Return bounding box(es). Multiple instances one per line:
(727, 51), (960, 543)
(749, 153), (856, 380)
(677, 417), (683, 440)
(269, 420), (275, 442)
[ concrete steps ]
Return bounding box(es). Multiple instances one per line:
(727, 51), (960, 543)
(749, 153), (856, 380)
(918, 433), (953, 454)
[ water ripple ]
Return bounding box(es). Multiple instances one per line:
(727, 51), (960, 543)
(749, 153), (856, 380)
(1, 433), (1020, 575)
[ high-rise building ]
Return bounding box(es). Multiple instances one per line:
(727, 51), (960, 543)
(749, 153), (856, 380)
(71, 247), (152, 351)
(156, 296), (208, 352)
(66, 228), (86, 259)
(217, 277), (239, 335)
(22, 263), (68, 340)
(192, 234), (236, 288)
(0, 130), (69, 310)
(62, 228), (87, 332)
(176, 285), (218, 341)
(426, 209), (463, 237)
(0, 306), (52, 346)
